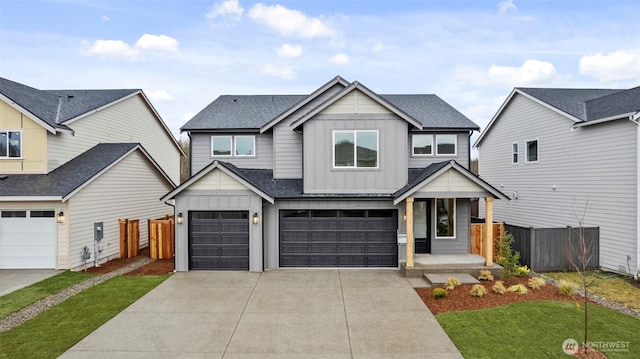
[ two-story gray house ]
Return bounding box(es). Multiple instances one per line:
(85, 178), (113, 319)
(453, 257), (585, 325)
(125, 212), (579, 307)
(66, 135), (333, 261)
(475, 86), (640, 278)
(162, 76), (508, 272)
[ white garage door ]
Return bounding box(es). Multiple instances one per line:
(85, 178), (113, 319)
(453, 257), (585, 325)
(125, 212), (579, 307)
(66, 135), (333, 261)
(0, 210), (56, 269)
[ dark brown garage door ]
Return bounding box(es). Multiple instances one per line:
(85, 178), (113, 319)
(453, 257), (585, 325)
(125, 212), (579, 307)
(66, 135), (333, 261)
(189, 211), (249, 270)
(280, 209), (398, 267)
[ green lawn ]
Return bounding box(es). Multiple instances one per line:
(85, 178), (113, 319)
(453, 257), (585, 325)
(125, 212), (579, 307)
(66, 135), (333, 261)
(0, 274), (170, 359)
(437, 301), (639, 359)
(0, 271), (96, 319)
(545, 271), (640, 310)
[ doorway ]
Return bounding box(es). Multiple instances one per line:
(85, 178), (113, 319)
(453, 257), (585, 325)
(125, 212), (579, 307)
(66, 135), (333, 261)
(413, 200), (431, 253)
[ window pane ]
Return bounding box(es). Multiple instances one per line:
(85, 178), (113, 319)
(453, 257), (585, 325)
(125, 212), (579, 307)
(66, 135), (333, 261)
(340, 210), (366, 218)
(512, 143), (518, 163)
(527, 140), (538, 162)
(1, 210), (27, 218)
(8, 132), (21, 157)
(413, 135), (433, 155)
(436, 199), (455, 237)
(235, 136), (255, 156)
(212, 136), (232, 156)
(0, 132), (6, 157)
(356, 131), (377, 167)
(334, 132), (354, 167)
(436, 135), (456, 155)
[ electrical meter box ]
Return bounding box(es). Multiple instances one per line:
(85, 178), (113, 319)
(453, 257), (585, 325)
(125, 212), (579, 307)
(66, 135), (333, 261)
(94, 222), (103, 240)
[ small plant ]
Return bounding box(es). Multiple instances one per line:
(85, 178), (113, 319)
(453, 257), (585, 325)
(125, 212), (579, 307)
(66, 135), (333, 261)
(507, 284), (528, 294)
(558, 280), (575, 296)
(495, 231), (522, 281)
(492, 281), (507, 294)
(528, 277), (546, 290)
(470, 284), (487, 297)
(477, 270), (494, 281)
(432, 288), (448, 299)
(515, 265), (530, 277)
(444, 276), (461, 290)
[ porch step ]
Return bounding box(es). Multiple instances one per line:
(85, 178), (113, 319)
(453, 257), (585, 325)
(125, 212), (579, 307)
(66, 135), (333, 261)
(423, 273), (480, 286)
(400, 262), (503, 279)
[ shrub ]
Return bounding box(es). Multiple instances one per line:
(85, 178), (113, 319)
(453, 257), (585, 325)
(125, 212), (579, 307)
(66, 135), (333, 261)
(507, 284), (528, 294)
(515, 265), (530, 277)
(495, 231), (522, 281)
(470, 284), (487, 297)
(492, 281), (507, 294)
(444, 277), (461, 290)
(528, 277), (546, 290)
(477, 270), (494, 281)
(559, 280), (575, 296)
(432, 288), (448, 299)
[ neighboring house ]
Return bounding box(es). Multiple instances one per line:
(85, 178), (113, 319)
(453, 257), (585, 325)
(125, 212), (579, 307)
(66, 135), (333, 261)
(162, 76), (508, 272)
(475, 86), (640, 277)
(0, 77), (183, 269)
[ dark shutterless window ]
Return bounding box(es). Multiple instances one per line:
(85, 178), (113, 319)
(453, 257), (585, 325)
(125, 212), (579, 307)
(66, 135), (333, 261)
(412, 134), (433, 155)
(526, 140), (538, 162)
(0, 131), (22, 158)
(436, 134), (456, 155)
(1, 210), (27, 218)
(30, 210), (55, 218)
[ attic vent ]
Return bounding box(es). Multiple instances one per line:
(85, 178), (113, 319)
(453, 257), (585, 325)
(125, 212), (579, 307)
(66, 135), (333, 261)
(67, 95), (74, 100)
(233, 99), (237, 102)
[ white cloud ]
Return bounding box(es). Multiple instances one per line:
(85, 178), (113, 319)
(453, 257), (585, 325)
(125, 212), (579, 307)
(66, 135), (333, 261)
(146, 90), (174, 102)
(488, 59), (560, 85)
(135, 34), (179, 52)
(371, 41), (384, 53)
(276, 44), (302, 58)
(498, 0), (516, 16)
(85, 39), (141, 61)
(248, 3), (337, 38)
(101, 15), (110, 23)
(206, 0), (244, 21)
(180, 112), (195, 122)
(255, 64), (296, 80)
(329, 53), (349, 65)
(579, 48), (640, 82)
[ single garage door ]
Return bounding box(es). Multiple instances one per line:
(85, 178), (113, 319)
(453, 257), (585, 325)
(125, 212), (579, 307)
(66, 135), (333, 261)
(280, 209), (398, 267)
(188, 211), (249, 270)
(0, 210), (56, 269)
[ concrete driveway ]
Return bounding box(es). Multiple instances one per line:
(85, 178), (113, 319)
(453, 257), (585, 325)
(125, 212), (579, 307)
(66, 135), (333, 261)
(60, 270), (462, 358)
(0, 270), (61, 297)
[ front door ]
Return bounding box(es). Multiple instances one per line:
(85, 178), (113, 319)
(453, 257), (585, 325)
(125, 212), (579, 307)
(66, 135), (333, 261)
(413, 200), (431, 253)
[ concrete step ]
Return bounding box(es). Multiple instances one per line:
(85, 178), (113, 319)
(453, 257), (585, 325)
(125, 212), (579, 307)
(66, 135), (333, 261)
(424, 273), (480, 286)
(400, 262), (503, 279)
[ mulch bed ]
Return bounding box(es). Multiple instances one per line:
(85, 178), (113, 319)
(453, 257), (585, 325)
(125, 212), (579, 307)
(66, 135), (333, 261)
(83, 247), (174, 276)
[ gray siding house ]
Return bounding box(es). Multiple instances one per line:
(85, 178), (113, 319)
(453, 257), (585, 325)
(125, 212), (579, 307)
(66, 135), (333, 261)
(475, 86), (640, 278)
(163, 77), (507, 272)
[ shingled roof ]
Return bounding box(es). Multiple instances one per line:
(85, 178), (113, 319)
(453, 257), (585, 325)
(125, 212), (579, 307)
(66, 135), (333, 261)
(0, 77), (138, 131)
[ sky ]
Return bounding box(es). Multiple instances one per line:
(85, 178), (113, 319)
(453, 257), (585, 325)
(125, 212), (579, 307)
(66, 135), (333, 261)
(1, 0), (639, 150)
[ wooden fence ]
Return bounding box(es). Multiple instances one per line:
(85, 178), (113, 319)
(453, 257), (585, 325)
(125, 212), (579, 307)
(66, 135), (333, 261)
(119, 219), (140, 258)
(504, 224), (599, 272)
(148, 215), (174, 259)
(470, 222), (504, 258)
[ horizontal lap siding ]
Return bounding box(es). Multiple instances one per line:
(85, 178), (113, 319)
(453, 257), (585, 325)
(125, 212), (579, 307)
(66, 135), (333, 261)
(190, 133), (273, 175)
(47, 95), (181, 184)
(67, 151), (173, 269)
(478, 94), (638, 272)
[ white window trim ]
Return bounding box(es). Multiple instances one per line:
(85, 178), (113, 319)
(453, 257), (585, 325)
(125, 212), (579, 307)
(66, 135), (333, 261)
(332, 130), (379, 169)
(525, 139), (539, 163)
(411, 134), (434, 156)
(435, 134), (457, 156)
(0, 130), (23, 159)
(512, 141), (519, 164)
(211, 135), (233, 157)
(434, 198), (456, 239)
(234, 135), (256, 157)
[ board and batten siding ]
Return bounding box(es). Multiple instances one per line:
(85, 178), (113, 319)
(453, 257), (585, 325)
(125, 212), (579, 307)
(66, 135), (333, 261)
(432, 199), (471, 254)
(0, 100), (48, 174)
(47, 95), (181, 184)
(66, 150), (174, 270)
(190, 132), (273, 175)
(408, 132), (470, 169)
(273, 83), (345, 179)
(477, 93), (638, 273)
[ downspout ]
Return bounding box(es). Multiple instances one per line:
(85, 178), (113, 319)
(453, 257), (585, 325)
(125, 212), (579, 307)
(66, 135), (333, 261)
(635, 114), (640, 280)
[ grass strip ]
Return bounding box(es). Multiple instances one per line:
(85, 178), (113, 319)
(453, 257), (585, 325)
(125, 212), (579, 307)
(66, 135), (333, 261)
(437, 300), (639, 359)
(545, 271), (640, 310)
(0, 274), (170, 359)
(0, 271), (96, 319)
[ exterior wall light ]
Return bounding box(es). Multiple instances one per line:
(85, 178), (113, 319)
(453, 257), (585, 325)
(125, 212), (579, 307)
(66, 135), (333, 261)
(57, 211), (65, 223)
(403, 213), (407, 223)
(177, 212), (184, 224)
(252, 212), (259, 224)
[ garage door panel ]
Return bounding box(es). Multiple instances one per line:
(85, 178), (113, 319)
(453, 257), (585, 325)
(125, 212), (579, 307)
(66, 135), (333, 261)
(0, 211), (56, 269)
(309, 255), (338, 267)
(281, 220), (309, 231)
(339, 233), (366, 242)
(338, 243), (366, 253)
(310, 220), (338, 230)
(339, 256), (366, 266)
(188, 211), (249, 270)
(310, 232), (337, 241)
(340, 220), (366, 231)
(280, 243), (309, 254)
(310, 243), (337, 253)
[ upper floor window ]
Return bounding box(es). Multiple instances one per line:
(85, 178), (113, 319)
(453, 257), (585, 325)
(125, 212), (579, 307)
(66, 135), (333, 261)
(526, 139), (538, 163)
(512, 142), (519, 164)
(0, 131), (21, 158)
(334, 130), (378, 168)
(412, 134), (457, 156)
(211, 135), (255, 157)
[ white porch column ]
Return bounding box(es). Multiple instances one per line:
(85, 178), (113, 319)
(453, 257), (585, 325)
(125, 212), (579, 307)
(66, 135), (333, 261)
(406, 197), (414, 267)
(484, 197), (494, 266)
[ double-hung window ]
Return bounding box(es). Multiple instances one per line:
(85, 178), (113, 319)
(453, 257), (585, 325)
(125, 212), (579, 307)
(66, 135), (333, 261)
(0, 131), (21, 158)
(333, 130), (378, 168)
(512, 142), (519, 164)
(211, 135), (255, 157)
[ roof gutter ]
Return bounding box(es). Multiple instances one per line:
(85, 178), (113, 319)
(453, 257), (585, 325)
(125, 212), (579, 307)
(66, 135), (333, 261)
(0, 196), (62, 201)
(571, 112), (634, 128)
